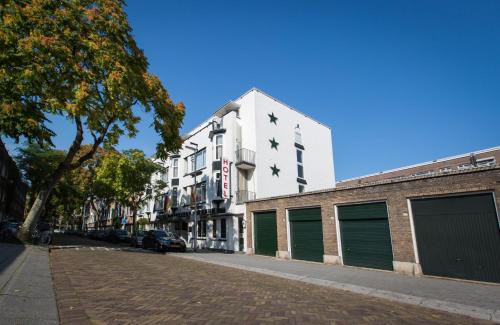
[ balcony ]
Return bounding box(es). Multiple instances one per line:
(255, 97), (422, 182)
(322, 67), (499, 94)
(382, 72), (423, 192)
(235, 148), (256, 169)
(236, 190), (256, 204)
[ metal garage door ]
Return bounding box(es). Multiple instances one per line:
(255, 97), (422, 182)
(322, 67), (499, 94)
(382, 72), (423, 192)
(338, 202), (394, 270)
(412, 193), (500, 283)
(289, 208), (324, 262)
(254, 211), (277, 257)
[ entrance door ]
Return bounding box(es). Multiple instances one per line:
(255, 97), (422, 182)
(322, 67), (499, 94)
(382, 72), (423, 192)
(412, 193), (500, 283)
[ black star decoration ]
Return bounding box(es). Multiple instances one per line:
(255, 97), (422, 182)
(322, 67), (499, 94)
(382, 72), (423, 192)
(269, 137), (279, 150)
(268, 112), (278, 125)
(270, 164), (280, 177)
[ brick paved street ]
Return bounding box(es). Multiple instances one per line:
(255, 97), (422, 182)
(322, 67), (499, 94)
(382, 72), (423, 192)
(50, 246), (494, 325)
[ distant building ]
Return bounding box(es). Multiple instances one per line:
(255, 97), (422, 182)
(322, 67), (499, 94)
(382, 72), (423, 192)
(0, 139), (27, 221)
(337, 146), (500, 188)
(143, 88), (336, 252)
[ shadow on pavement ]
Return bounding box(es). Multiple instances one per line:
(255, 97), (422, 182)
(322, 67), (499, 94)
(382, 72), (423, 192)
(0, 242), (26, 275)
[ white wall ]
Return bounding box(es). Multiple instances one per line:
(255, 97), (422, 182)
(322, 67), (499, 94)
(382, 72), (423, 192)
(253, 90), (335, 198)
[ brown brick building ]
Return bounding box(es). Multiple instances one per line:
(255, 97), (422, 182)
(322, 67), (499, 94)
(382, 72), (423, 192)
(337, 146), (499, 188)
(246, 167), (500, 283)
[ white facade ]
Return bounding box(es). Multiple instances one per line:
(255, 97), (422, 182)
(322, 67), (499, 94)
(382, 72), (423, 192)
(144, 88), (335, 252)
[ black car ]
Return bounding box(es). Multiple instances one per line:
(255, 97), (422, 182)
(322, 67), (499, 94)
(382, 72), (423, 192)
(107, 229), (130, 243)
(142, 230), (186, 252)
(130, 230), (146, 248)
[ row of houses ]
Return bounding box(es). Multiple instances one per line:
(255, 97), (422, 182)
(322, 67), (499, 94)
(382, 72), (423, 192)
(0, 138), (27, 222)
(80, 88), (500, 284)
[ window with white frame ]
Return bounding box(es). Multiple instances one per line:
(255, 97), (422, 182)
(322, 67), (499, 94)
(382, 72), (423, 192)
(294, 125), (302, 144)
(195, 182), (206, 203)
(458, 164), (472, 170)
(194, 149), (206, 170)
(161, 167), (169, 182)
(215, 135), (223, 160)
(476, 157), (496, 167)
(172, 159), (179, 178)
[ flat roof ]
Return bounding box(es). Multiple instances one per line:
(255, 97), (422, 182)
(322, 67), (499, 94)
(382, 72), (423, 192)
(337, 146), (500, 183)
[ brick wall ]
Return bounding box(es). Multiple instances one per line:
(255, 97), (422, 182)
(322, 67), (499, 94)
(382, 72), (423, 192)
(246, 167), (500, 275)
(337, 148), (500, 187)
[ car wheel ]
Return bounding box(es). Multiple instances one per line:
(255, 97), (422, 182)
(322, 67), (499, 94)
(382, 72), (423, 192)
(180, 247), (186, 253)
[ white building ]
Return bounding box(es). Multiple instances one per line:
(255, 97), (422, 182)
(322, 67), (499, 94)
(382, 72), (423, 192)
(143, 88), (335, 252)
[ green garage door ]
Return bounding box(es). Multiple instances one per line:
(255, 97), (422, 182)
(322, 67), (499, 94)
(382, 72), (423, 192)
(338, 202), (394, 270)
(254, 211), (277, 257)
(289, 208), (324, 262)
(412, 193), (500, 283)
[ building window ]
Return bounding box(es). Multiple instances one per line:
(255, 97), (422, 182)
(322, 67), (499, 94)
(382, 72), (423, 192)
(294, 125), (302, 144)
(476, 157), (496, 167)
(212, 220), (217, 238)
(299, 185), (305, 193)
(296, 149), (303, 163)
(172, 159), (178, 178)
(215, 172), (222, 197)
(195, 149), (206, 170)
(458, 164), (472, 171)
(411, 170), (433, 177)
(172, 187), (178, 207)
(296, 147), (304, 179)
(184, 157), (189, 174)
(297, 164), (304, 178)
(215, 135), (223, 160)
(197, 220), (207, 238)
(195, 182), (206, 203)
(220, 218), (226, 239)
(161, 167), (169, 182)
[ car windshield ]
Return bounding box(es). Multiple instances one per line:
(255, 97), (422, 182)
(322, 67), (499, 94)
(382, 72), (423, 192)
(154, 231), (174, 239)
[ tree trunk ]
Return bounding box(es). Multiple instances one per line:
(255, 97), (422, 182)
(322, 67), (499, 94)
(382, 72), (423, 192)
(17, 117), (85, 242)
(17, 172), (65, 241)
(132, 208), (137, 235)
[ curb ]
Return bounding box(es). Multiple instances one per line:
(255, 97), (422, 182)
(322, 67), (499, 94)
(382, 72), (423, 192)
(174, 254), (500, 322)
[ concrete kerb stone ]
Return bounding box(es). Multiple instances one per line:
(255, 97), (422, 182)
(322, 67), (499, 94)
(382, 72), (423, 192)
(172, 254), (499, 322)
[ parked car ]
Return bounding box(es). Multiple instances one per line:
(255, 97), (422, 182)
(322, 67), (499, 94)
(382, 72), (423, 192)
(142, 230), (186, 252)
(95, 229), (109, 241)
(0, 221), (20, 241)
(130, 230), (146, 248)
(107, 229), (130, 243)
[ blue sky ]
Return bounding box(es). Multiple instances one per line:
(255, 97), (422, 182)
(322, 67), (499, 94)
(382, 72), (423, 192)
(5, 0), (500, 180)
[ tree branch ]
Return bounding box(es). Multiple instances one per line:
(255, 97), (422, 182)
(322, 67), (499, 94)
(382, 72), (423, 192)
(69, 118), (113, 169)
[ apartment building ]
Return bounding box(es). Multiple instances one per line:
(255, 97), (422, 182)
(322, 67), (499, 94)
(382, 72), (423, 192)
(337, 146), (499, 188)
(0, 138), (27, 221)
(143, 88), (335, 252)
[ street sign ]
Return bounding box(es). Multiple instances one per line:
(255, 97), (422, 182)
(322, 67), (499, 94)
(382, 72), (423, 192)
(222, 157), (230, 199)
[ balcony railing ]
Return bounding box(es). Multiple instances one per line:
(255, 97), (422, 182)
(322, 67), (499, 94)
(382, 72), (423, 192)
(235, 148), (256, 169)
(236, 190), (256, 204)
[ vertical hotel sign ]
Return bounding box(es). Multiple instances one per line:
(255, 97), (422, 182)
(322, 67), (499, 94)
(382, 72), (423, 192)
(222, 158), (230, 199)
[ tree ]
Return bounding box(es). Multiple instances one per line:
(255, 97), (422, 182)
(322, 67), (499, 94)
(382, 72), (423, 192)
(0, 0), (184, 241)
(95, 149), (164, 233)
(15, 143), (97, 229)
